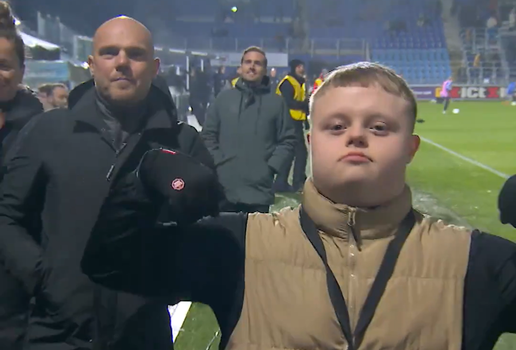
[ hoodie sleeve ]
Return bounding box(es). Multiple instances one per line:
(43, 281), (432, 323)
(177, 122), (215, 170)
(201, 99), (225, 165)
(279, 79), (309, 114)
(0, 114), (47, 295)
(464, 231), (516, 337)
(268, 99), (297, 173)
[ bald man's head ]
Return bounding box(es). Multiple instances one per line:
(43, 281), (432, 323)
(88, 16), (160, 106)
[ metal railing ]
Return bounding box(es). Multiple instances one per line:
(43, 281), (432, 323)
(158, 36), (367, 56)
(459, 27), (511, 84)
(459, 27), (501, 52)
(37, 14), (368, 62)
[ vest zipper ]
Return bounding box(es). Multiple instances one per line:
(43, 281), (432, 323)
(347, 209), (356, 227)
(347, 208), (358, 333)
(348, 209), (362, 251)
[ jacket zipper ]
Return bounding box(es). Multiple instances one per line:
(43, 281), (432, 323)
(106, 142), (128, 181)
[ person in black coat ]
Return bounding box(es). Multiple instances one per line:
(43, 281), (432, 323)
(499, 175), (516, 228)
(0, 3), (44, 350)
(0, 16), (214, 350)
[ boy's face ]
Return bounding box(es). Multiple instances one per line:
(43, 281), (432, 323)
(310, 84), (420, 207)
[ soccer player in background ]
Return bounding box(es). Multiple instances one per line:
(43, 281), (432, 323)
(441, 76), (453, 114)
(506, 81), (515, 105)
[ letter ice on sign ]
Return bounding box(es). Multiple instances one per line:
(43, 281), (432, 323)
(461, 87), (486, 99)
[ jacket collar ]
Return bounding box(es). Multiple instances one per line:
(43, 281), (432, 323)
(4, 88), (43, 128)
(68, 79), (177, 133)
(302, 178), (412, 241)
(236, 75), (271, 94)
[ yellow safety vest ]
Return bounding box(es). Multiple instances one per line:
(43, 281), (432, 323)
(231, 77), (239, 87)
(276, 75), (307, 121)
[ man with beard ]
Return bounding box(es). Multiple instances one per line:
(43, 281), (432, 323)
(0, 16), (214, 350)
(37, 83), (69, 111)
(274, 59), (309, 192)
(202, 46), (296, 213)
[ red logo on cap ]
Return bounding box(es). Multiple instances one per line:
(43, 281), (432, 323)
(171, 178), (185, 191)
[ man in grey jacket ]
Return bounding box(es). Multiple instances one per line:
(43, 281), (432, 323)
(201, 46), (296, 213)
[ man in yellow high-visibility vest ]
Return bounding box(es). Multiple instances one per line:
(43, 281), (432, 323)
(275, 59), (309, 192)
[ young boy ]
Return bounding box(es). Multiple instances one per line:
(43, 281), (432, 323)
(82, 62), (516, 350)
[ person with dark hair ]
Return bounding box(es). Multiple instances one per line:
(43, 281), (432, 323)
(202, 46), (296, 213)
(37, 83), (69, 111)
(0, 16), (214, 350)
(0, 2), (44, 349)
(274, 58), (309, 192)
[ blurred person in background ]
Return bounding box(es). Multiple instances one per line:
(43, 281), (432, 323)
(189, 67), (210, 126)
(269, 67), (279, 88)
(441, 76), (453, 114)
(213, 65), (227, 97)
(37, 83), (69, 111)
(0, 15), (213, 350)
(0, 3), (43, 349)
(202, 46), (296, 213)
(312, 68), (328, 94)
(275, 59), (309, 192)
(506, 81), (515, 104)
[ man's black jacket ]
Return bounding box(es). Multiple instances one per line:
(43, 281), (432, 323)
(0, 79), (214, 350)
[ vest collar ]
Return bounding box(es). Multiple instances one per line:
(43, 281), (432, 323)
(301, 179), (412, 242)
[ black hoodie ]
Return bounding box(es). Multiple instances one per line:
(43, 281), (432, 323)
(0, 79), (213, 350)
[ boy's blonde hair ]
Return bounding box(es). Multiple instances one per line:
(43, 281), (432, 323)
(310, 62), (418, 128)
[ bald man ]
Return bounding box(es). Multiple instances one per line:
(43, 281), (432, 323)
(0, 16), (214, 350)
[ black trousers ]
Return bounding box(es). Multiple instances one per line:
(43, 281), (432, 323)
(275, 120), (307, 190)
(220, 201), (269, 214)
(443, 97), (451, 111)
(0, 267), (30, 350)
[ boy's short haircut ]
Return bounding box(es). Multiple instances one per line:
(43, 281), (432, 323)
(310, 62), (418, 129)
(241, 46), (268, 68)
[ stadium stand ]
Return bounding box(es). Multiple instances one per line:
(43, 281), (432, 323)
(459, 27), (506, 84)
(372, 49), (452, 84)
(453, 0), (513, 84)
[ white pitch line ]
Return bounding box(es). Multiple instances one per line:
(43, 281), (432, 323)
(169, 302), (192, 342)
(420, 136), (510, 179)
